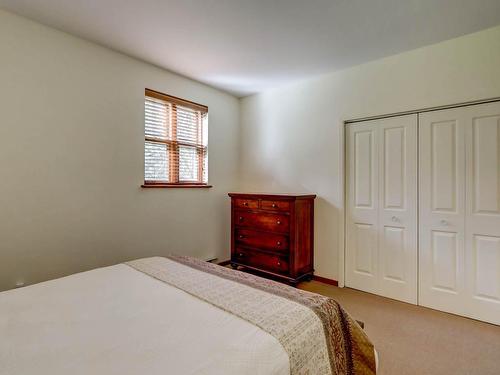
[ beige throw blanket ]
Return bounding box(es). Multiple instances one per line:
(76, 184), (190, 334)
(126, 256), (376, 375)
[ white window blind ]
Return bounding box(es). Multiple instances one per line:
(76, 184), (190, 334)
(144, 89), (208, 185)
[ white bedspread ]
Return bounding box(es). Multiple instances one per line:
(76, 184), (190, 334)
(0, 264), (290, 375)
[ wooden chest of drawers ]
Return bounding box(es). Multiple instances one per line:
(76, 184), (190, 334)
(229, 193), (316, 285)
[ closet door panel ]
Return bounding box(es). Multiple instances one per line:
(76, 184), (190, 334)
(431, 121), (458, 212)
(346, 123), (379, 293)
(378, 115), (417, 303)
(419, 109), (466, 315)
(346, 115), (417, 303)
(464, 102), (500, 325)
(430, 230), (460, 292)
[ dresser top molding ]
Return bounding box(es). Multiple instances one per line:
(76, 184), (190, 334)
(228, 193), (316, 200)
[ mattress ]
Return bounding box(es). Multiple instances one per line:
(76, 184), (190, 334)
(0, 256), (376, 374)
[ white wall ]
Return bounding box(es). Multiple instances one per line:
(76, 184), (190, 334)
(2, 8), (500, 291)
(240, 25), (500, 282)
(0, 10), (240, 291)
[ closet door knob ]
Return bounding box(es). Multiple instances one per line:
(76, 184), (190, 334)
(440, 219), (448, 226)
(391, 216), (399, 222)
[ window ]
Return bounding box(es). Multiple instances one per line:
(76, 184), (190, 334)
(143, 89), (209, 187)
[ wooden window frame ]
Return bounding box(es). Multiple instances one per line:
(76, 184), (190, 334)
(142, 89), (211, 188)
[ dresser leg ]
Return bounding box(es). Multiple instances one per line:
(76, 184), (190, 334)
(230, 263), (239, 269)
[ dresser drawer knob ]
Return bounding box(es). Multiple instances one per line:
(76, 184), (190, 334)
(277, 261), (281, 266)
(272, 203), (277, 208)
(239, 235), (244, 239)
(277, 241), (281, 246)
(239, 217), (244, 222)
(243, 202), (248, 206)
(238, 253), (244, 257)
(277, 220), (281, 225)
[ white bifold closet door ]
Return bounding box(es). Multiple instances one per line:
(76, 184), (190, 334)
(346, 115), (418, 304)
(419, 102), (500, 325)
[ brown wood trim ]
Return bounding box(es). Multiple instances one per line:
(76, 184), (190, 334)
(145, 137), (206, 150)
(313, 275), (339, 286)
(197, 110), (204, 183)
(141, 183), (212, 188)
(145, 89), (207, 185)
(217, 260), (231, 266)
(146, 88), (208, 113)
(169, 104), (179, 183)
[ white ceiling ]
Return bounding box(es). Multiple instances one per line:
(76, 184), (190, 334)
(2, 0), (500, 97)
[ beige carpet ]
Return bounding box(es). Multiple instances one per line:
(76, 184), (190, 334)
(299, 281), (500, 375)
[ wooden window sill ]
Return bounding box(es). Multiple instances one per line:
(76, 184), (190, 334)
(141, 184), (213, 189)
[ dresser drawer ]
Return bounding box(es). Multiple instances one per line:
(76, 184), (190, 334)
(233, 248), (289, 274)
(235, 228), (289, 253)
(235, 211), (290, 233)
(260, 200), (291, 212)
(233, 198), (259, 210)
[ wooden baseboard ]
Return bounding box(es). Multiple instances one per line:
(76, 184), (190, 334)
(313, 275), (339, 286)
(217, 260), (231, 266)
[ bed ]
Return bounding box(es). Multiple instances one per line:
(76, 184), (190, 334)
(0, 255), (376, 375)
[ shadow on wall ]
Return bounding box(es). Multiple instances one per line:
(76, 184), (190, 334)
(313, 196), (340, 281)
